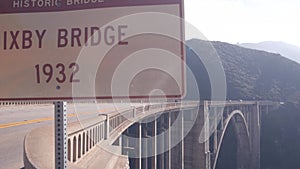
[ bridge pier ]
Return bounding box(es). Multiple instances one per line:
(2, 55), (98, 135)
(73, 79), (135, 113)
(170, 111), (185, 169)
(166, 112), (172, 169)
(249, 102), (261, 169)
(157, 114), (165, 169)
(183, 103), (209, 169)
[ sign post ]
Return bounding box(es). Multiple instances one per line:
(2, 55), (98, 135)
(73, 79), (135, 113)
(54, 101), (67, 169)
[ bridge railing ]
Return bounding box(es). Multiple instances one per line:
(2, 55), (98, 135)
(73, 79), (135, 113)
(67, 116), (108, 163)
(109, 108), (135, 132)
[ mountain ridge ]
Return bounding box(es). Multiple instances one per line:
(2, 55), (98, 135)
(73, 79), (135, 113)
(239, 41), (300, 64)
(186, 39), (300, 102)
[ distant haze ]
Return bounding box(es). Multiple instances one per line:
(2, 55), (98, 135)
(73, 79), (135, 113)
(239, 41), (300, 64)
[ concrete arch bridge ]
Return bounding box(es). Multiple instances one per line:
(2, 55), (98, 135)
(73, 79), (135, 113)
(23, 101), (278, 169)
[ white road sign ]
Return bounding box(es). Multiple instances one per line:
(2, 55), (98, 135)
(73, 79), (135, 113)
(0, 0), (185, 100)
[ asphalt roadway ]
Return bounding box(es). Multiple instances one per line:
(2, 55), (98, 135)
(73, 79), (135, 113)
(0, 103), (133, 169)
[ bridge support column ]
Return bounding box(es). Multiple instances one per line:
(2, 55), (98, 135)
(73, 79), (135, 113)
(183, 109), (198, 168)
(141, 122), (148, 169)
(181, 111), (185, 169)
(170, 111), (184, 169)
(212, 108), (218, 155)
(141, 116), (158, 169)
(152, 116), (157, 169)
(157, 114), (165, 169)
(249, 102), (261, 169)
(121, 123), (141, 169)
(167, 112), (172, 169)
(180, 103), (210, 169)
(138, 123), (142, 169)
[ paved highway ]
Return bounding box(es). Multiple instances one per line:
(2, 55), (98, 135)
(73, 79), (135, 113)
(0, 103), (133, 169)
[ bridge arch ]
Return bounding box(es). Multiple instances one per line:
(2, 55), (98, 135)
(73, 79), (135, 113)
(212, 110), (251, 169)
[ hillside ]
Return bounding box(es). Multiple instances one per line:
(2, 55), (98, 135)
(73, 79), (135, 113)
(186, 39), (300, 101)
(186, 39), (300, 169)
(239, 41), (300, 64)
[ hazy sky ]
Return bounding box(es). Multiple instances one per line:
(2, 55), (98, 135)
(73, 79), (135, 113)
(185, 0), (300, 46)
